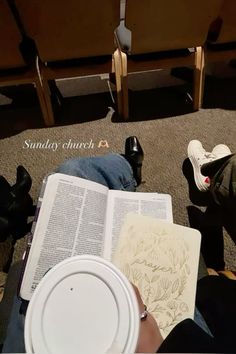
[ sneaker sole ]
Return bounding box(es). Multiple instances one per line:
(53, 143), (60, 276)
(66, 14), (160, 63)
(187, 143), (209, 192)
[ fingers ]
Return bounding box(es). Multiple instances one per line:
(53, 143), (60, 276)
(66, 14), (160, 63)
(131, 283), (145, 312)
(131, 283), (164, 353)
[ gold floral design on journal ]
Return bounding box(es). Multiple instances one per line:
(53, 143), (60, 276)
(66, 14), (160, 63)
(113, 217), (197, 337)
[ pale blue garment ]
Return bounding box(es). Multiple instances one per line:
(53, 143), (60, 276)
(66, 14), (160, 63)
(55, 153), (137, 191)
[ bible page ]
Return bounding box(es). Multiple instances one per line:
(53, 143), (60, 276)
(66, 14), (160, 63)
(20, 173), (108, 300)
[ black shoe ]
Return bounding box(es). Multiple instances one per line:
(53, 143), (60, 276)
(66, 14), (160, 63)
(0, 216), (10, 242)
(11, 165), (32, 197)
(0, 166), (34, 241)
(124, 136), (144, 186)
(0, 176), (13, 212)
(6, 166), (33, 218)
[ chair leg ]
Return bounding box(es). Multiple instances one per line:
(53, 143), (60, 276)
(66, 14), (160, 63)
(40, 75), (55, 126)
(113, 49), (123, 117)
(120, 51), (129, 120)
(193, 46), (205, 110)
(35, 57), (55, 126)
(34, 78), (53, 126)
(111, 55), (115, 73)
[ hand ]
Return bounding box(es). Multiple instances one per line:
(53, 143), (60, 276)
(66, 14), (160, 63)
(132, 284), (163, 353)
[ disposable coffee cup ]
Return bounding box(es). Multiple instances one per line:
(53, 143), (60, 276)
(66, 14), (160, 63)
(24, 255), (140, 353)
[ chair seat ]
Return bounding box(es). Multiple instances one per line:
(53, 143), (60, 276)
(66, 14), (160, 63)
(0, 66), (29, 78)
(46, 55), (111, 69)
(207, 41), (236, 51)
(41, 55), (112, 81)
(124, 48), (196, 73)
(128, 48), (193, 61)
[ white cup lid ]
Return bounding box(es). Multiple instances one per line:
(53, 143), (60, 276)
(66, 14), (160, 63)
(24, 255), (140, 354)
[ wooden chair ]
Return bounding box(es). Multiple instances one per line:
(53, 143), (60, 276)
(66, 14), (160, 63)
(0, 0), (50, 126)
(15, 0), (121, 124)
(116, 0), (223, 119)
(206, 0), (236, 63)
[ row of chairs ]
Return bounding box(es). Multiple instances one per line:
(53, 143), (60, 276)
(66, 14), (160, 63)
(0, 0), (236, 125)
(117, 0), (236, 119)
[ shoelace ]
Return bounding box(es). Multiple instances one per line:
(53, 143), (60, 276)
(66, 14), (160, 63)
(198, 152), (217, 166)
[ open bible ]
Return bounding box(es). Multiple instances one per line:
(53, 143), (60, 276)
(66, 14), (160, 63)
(20, 173), (173, 300)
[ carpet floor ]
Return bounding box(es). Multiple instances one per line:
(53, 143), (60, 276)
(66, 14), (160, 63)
(0, 106), (235, 266)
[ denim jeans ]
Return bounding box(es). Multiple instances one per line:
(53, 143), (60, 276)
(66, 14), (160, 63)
(55, 153), (137, 191)
(2, 154), (136, 353)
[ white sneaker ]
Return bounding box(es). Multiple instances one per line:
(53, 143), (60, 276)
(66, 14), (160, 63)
(187, 140), (217, 192)
(211, 144), (231, 159)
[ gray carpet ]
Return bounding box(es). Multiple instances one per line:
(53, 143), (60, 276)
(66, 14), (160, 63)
(1, 106), (236, 263)
(0, 106), (236, 343)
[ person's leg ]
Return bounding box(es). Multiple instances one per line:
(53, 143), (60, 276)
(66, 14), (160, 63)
(187, 141), (232, 192)
(2, 297), (26, 353)
(2, 153), (138, 352)
(188, 140), (236, 243)
(201, 205), (225, 270)
(56, 153), (137, 191)
(196, 275), (236, 344)
(202, 154), (236, 243)
(187, 205), (225, 270)
(194, 307), (213, 337)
